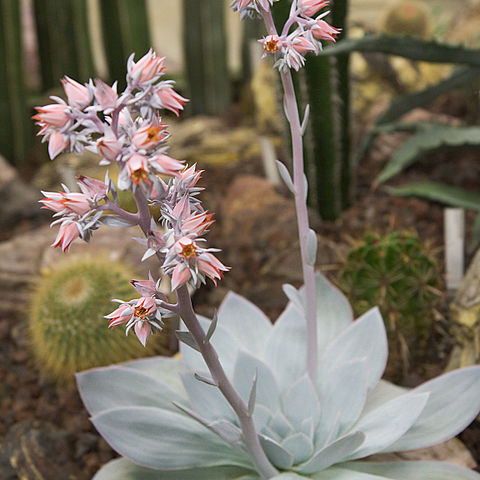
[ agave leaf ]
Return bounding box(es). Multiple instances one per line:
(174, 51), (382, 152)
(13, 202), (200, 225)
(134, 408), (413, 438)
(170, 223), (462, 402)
(295, 431), (365, 474)
(76, 366), (187, 416)
(93, 457), (256, 480)
(181, 372), (236, 423)
(390, 181), (480, 211)
(263, 303), (307, 392)
(121, 356), (187, 396)
(91, 406), (253, 470)
(180, 316), (240, 378)
(384, 366), (480, 452)
(342, 460), (480, 479)
(217, 292), (272, 356)
(283, 375), (321, 432)
(317, 307), (387, 391)
(259, 434), (294, 470)
(315, 359), (368, 447)
(377, 125), (480, 184)
(346, 392), (429, 460)
(281, 432), (314, 465)
(233, 351), (281, 412)
(322, 34), (480, 66)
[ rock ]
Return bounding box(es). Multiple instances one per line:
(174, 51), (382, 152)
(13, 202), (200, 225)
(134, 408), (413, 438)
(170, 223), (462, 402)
(0, 420), (82, 479)
(219, 175), (337, 318)
(447, 248), (480, 370)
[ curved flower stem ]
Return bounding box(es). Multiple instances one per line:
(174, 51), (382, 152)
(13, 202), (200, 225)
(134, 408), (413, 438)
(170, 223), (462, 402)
(98, 199), (140, 225)
(133, 188), (278, 479)
(261, 9), (318, 382)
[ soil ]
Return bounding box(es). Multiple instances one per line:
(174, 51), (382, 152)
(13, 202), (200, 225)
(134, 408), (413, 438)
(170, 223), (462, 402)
(1, 98), (480, 478)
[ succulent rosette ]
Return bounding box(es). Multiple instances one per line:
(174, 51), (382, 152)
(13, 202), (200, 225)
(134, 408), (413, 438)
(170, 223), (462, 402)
(77, 275), (480, 480)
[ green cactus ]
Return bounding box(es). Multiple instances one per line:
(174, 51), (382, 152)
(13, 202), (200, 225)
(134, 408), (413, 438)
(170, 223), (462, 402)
(28, 257), (168, 384)
(379, 1), (430, 38)
(338, 231), (442, 377)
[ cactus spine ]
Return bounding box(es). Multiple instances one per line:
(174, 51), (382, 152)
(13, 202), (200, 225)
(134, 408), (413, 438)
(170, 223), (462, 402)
(182, 0), (231, 114)
(29, 257), (167, 384)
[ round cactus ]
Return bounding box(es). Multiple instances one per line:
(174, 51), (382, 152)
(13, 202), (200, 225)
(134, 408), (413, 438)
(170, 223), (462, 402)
(379, 1), (430, 38)
(29, 257), (168, 383)
(338, 231), (442, 377)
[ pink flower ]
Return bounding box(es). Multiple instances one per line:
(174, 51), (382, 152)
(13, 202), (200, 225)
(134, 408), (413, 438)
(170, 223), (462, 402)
(133, 296), (157, 319)
(300, 0), (328, 17)
(312, 20), (340, 43)
(151, 153), (184, 176)
(77, 175), (108, 201)
(126, 154), (150, 185)
(156, 88), (188, 116)
(51, 222), (80, 252)
(197, 252), (230, 286)
(181, 212), (215, 236)
(62, 192), (91, 215)
(130, 49), (165, 83)
(97, 136), (122, 162)
(134, 321), (152, 347)
(106, 304), (134, 328)
(171, 263), (192, 291)
(174, 237), (197, 259)
(292, 35), (316, 54)
(263, 35), (281, 53)
(237, 0), (254, 8)
(94, 79), (118, 110)
(40, 191), (65, 213)
(61, 76), (91, 108)
(33, 103), (70, 129)
(132, 122), (168, 150)
(177, 164), (203, 189)
(48, 131), (69, 159)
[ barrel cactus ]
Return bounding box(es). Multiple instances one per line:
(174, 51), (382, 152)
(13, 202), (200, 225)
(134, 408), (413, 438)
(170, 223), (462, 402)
(379, 1), (430, 38)
(29, 257), (166, 383)
(338, 231), (442, 375)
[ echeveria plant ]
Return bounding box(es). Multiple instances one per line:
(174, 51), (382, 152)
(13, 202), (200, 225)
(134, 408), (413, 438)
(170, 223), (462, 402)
(34, 1), (480, 479)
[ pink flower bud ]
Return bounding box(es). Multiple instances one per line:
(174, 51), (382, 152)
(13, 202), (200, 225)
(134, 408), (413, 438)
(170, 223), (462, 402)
(97, 136), (122, 162)
(171, 263), (192, 291)
(48, 131), (69, 160)
(182, 212), (215, 236)
(62, 192), (92, 215)
(150, 153), (184, 176)
(134, 321), (152, 347)
(312, 20), (340, 43)
(156, 88), (188, 116)
(40, 191), (65, 213)
(94, 79), (118, 110)
(77, 175), (108, 200)
(131, 279), (157, 297)
(300, 0), (328, 17)
(61, 76), (91, 108)
(33, 103), (70, 129)
(51, 222), (80, 252)
(132, 123), (167, 150)
(292, 36), (316, 54)
(197, 252), (230, 285)
(130, 49), (165, 83)
(106, 304), (134, 328)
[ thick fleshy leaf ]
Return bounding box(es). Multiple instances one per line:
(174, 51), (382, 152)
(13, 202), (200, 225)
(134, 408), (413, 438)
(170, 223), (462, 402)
(317, 307), (387, 390)
(93, 457), (256, 480)
(269, 411), (294, 439)
(343, 461), (480, 479)
(271, 475), (313, 480)
(121, 356), (187, 396)
(346, 392), (429, 460)
(283, 375), (321, 431)
(312, 467), (390, 479)
(296, 431), (365, 474)
(263, 304), (307, 392)
(316, 359), (368, 447)
(281, 432), (314, 464)
(77, 366), (187, 416)
(233, 351), (281, 412)
(259, 435), (294, 470)
(385, 366), (480, 452)
(91, 406), (252, 470)
(181, 372), (236, 423)
(253, 405), (274, 433)
(217, 292), (272, 356)
(180, 316), (240, 377)
(362, 380), (407, 416)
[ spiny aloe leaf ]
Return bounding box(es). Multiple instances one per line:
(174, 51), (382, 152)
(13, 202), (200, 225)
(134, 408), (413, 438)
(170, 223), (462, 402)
(390, 181), (480, 211)
(346, 392), (429, 460)
(317, 307), (387, 390)
(385, 366), (480, 452)
(322, 35), (480, 66)
(91, 406), (252, 470)
(377, 125), (480, 184)
(93, 457), (256, 480)
(76, 366), (187, 416)
(342, 461), (480, 479)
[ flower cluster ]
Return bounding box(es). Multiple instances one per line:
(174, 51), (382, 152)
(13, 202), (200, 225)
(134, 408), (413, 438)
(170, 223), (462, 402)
(231, 0), (339, 71)
(35, 51), (229, 345)
(106, 276), (174, 346)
